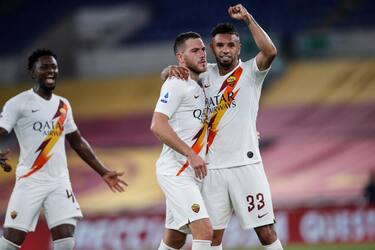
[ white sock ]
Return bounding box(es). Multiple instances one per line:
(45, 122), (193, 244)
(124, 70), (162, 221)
(53, 237), (74, 250)
(192, 240), (212, 250)
(210, 244), (222, 250)
(158, 240), (179, 250)
(263, 239), (283, 250)
(0, 237), (20, 250)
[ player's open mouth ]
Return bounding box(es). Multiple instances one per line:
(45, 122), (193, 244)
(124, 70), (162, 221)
(220, 56), (232, 60)
(45, 76), (56, 84)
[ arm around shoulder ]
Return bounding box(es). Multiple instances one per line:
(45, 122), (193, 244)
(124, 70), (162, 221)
(161, 65), (189, 81)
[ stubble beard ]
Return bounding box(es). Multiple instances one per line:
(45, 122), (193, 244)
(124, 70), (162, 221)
(186, 61), (206, 75)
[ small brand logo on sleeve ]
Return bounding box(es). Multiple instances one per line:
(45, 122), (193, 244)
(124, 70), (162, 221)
(161, 92), (169, 103)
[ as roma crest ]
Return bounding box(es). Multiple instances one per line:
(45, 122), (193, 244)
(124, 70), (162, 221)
(10, 211), (17, 219)
(227, 76), (236, 87)
(191, 203), (200, 213)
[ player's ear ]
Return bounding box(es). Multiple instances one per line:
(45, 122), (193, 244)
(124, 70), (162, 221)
(30, 68), (36, 79)
(176, 52), (184, 64)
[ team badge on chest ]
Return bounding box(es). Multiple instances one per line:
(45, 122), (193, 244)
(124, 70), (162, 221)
(227, 76), (236, 87)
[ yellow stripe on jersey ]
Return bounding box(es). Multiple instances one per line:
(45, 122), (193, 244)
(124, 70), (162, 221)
(19, 100), (69, 179)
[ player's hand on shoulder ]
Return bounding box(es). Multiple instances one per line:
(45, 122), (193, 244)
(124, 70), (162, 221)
(168, 65), (189, 81)
(102, 170), (128, 192)
(0, 149), (12, 172)
(228, 4), (250, 21)
(187, 152), (207, 180)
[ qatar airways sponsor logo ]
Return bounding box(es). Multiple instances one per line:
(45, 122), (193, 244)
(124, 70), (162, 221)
(299, 208), (375, 243)
(206, 91), (237, 114)
(32, 120), (63, 136)
(192, 108), (208, 122)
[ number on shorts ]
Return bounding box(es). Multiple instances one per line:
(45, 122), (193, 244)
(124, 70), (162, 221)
(246, 195), (255, 212)
(256, 193), (265, 210)
(66, 189), (75, 203)
(246, 193), (264, 212)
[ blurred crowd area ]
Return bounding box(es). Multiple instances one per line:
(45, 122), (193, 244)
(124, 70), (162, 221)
(0, 0), (374, 249)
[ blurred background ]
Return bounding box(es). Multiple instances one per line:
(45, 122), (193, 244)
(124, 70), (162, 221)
(0, 0), (374, 249)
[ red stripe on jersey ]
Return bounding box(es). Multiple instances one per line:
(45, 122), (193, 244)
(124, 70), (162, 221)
(206, 66), (243, 151)
(19, 100), (69, 179)
(176, 123), (208, 176)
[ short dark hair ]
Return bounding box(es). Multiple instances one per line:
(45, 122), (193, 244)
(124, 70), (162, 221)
(27, 48), (57, 70)
(173, 32), (201, 54)
(211, 23), (239, 38)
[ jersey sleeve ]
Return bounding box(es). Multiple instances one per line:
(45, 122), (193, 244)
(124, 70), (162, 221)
(245, 58), (271, 84)
(0, 97), (21, 133)
(154, 78), (185, 118)
(64, 99), (78, 134)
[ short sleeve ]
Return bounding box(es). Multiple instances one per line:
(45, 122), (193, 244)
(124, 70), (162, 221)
(154, 78), (185, 118)
(64, 100), (77, 134)
(0, 97), (21, 133)
(242, 58), (271, 84)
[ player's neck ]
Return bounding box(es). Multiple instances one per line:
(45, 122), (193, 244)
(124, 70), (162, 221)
(33, 86), (53, 100)
(190, 71), (199, 82)
(218, 60), (239, 76)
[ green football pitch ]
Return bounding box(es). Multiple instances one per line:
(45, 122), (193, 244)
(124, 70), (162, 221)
(232, 243), (375, 250)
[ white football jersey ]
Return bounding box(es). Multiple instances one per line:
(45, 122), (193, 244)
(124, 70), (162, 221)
(0, 89), (77, 182)
(154, 77), (207, 176)
(200, 58), (270, 169)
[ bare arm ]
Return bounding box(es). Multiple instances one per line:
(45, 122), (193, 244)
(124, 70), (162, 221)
(229, 4), (277, 70)
(161, 66), (189, 82)
(66, 130), (127, 192)
(0, 128), (12, 172)
(150, 112), (207, 179)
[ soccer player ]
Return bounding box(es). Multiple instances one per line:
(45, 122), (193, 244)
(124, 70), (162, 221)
(162, 4), (283, 250)
(0, 49), (127, 250)
(150, 32), (213, 250)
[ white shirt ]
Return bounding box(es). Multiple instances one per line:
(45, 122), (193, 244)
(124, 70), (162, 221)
(200, 58), (270, 169)
(0, 89), (77, 182)
(154, 77), (207, 176)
